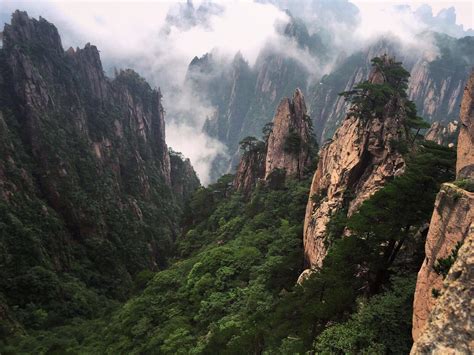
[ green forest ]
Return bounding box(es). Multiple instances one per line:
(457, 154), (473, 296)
(3, 138), (456, 353)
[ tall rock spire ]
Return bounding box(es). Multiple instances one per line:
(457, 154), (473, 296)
(265, 88), (312, 180)
(233, 89), (313, 194)
(302, 56), (406, 269)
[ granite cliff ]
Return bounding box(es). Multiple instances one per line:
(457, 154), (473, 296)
(233, 89), (313, 194)
(411, 71), (474, 349)
(303, 56), (408, 269)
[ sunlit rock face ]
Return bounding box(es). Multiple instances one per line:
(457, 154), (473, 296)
(456, 71), (474, 179)
(412, 71), (474, 345)
(303, 56), (406, 269)
(265, 88), (312, 180)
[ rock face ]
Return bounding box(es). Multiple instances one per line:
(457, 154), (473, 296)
(303, 59), (406, 268)
(424, 121), (459, 146)
(456, 71), (474, 179)
(411, 228), (474, 354)
(411, 184), (474, 341)
(0, 11), (198, 326)
(265, 89), (312, 179)
(412, 71), (474, 344)
(233, 89), (312, 194)
(233, 148), (266, 196)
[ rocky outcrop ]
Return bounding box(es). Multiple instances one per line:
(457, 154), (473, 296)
(411, 228), (473, 354)
(411, 184), (473, 341)
(412, 71), (474, 343)
(265, 89), (312, 179)
(233, 89), (312, 194)
(456, 71), (474, 179)
(303, 58), (406, 268)
(233, 148), (266, 195)
(424, 121), (458, 147)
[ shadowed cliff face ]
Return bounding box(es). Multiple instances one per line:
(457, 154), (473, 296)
(0, 11), (199, 327)
(303, 57), (407, 269)
(412, 71), (474, 346)
(233, 89), (313, 194)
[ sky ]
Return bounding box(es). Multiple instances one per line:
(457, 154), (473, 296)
(0, 0), (473, 183)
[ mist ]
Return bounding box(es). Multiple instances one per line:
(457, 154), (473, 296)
(0, 0), (472, 184)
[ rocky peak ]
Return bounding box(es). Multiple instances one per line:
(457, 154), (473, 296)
(456, 71), (474, 179)
(3, 10), (63, 56)
(265, 88), (312, 179)
(303, 57), (407, 269)
(233, 89), (313, 194)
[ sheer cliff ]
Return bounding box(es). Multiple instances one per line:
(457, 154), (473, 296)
(0, 11), (198, 330)
(412, 71), (474, 349)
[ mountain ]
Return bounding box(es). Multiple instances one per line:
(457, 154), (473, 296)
(309, 33), (474, 143)
(303, 56), (408, 269)
(187, 15), (326, 179)
(186, 17), (473, 182)
(0, 11), (198, 332)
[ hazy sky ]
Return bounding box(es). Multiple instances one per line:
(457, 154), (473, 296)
(353, 0), (472, 30)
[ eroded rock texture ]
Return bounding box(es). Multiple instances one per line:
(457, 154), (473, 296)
(456, 71), (474, 179)
(424, 121), (459, 146)
(411, 184), (474, 341)
(265, 89), (312, 180)
(233, 89), (312, 194)
(412, 71), (474, 345)
(303, 59), (406, 268)
(411, 230), (473, 354)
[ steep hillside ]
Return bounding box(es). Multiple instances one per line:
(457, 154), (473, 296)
(0, 11), (198, 332)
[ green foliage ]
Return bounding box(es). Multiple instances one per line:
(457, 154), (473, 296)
(453, 179), (474, 192)
(340, 56), (430, 143)
(433, 242), (462, 278)
(340, 56), (410, 120)
(346, 141), (455, 292)
(284, 130), (303, 154)
(238, 136), (265, 155)
(313, 275), (416, 354)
